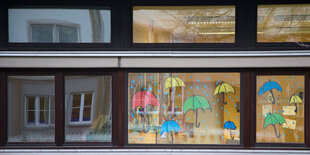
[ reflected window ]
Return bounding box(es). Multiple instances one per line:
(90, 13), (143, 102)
(133, 6), (235, 43)
(25, 95), (54, 126)
(258, 4), (310, 43)
(9, 8), (111, 43)
(256, 75), (304, 143)
(65, 76), (112, 142)
(8, 76), (55, 142)
(30, 24), (79, 43)
(128, 73), (240, 144)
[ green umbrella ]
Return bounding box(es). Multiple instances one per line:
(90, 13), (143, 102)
(263, 112), (286, 138)
(184, 95), (212, 128)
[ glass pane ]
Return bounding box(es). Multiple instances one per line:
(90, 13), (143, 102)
(8, 76), (55, 142)
(71, 108), (80, 122)
(57, 25), (79, 43)
(30, 24), (53, 42)
(128, 73), (240, 144)
(256, 75), (304, 143)
(258, 4), (310, 43)
(72, 94), (81, 107)
(84, 93), (93, 106)
(133, 6), (235, 43)
(65, 76), (112, 142)
(9, 8), (111, 43)
(27, 96), (35, 110)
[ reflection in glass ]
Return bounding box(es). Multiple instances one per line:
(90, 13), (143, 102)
(9, 8), (111, 43)
(258, 4), (310, 43)
(8, 76), (55, 142)
(133, 6), (235, 43)
(128, 73), (240, 144)
(256, 75), (304, 143)
(65, 76), (112, 142)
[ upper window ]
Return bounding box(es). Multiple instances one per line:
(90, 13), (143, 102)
(258, 4), (310, 43)
(133, 6), (235, 43)
(8, 8), (111, 43)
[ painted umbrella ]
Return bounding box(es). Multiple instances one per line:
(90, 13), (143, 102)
(132, 90), (160, 133)
(258, 80), (282, 104)
(164, 74), (185, 90)
(160, 120), (181, 144)
(224, 121), (236, 140)
(263, 113), (286, 138)
(289, 94), (303, 113)
(214, 81), (235, 105)
(184, 95), (212, 128)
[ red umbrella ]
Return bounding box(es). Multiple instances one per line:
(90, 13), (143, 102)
(132, 90), (160, 110)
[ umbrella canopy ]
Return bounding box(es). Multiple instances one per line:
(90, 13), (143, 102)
(290, 95), (303, 104)
(263, 113), (286, 138)
(258, 81), (282, 96)
(224, 121), (236, 130)
(184, 95), (212, 128)
(160, 120), (181, 136)
(164, 75), (185, 90)
(184, 95), (212, 114)
(224, 121), (236, 140)
(132, 90), (160, 110)
(213, 81), (235, 104)
(289, 94), (303, 113)
(258, 80), (282, 104)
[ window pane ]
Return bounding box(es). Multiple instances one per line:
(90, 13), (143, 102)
(8, 76), (55, 142)
(65, 76), (112, 142)
(258, 4), (310, 42)
(133, 6), (235, 43)
(256, 75), (304, 143)
(9, 8), (111, 43)
(30, 24), (53, 42)
(128, 73), (240, 144)
(72, 94), (81, 107)
(57, 25), (79, 43)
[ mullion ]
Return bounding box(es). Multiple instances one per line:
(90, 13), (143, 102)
(0, 72), (7, 146)
(55, 73), (64, 146)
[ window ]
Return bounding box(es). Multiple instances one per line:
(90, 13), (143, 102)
(69, 92), (94, 124)
(25, 95), (54, 126)
(256, 75), (304, 143)
(258, 4), (310, 43)
(65, 75), (112, 142)
(9, 8), (111, 43)
(7, 76), (55, 142)
(128, 73), (240, 144)
(29, 24), (80, 43)
(133, 6), (235, 43)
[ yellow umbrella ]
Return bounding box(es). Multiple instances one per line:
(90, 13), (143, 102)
(164, 75), (185, 90)
(214, 81), (235, 104)
(289, 94), (303, 113)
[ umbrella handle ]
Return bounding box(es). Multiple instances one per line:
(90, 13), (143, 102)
(195, 110), (200, 128)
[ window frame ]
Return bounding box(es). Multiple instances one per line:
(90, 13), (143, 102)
(68, 92), (95, 126)
(24, 95), (55, 128)
(124, 69), (244, 147)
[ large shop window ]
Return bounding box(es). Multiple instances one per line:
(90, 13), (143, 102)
(8, 76), (55, 142)
(65, 76), (112, 142)
(133, 6), (235, 43)
(256, 75), (304, 143)
(8, 8), (111, 43)
(258, 4), (310, 43)
(128, 73), (240, 144)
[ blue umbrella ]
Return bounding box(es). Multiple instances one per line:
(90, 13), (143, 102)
(224, 121), (236, 140)
(258, 80), (282, 104)
(160, 120), (181, 143)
